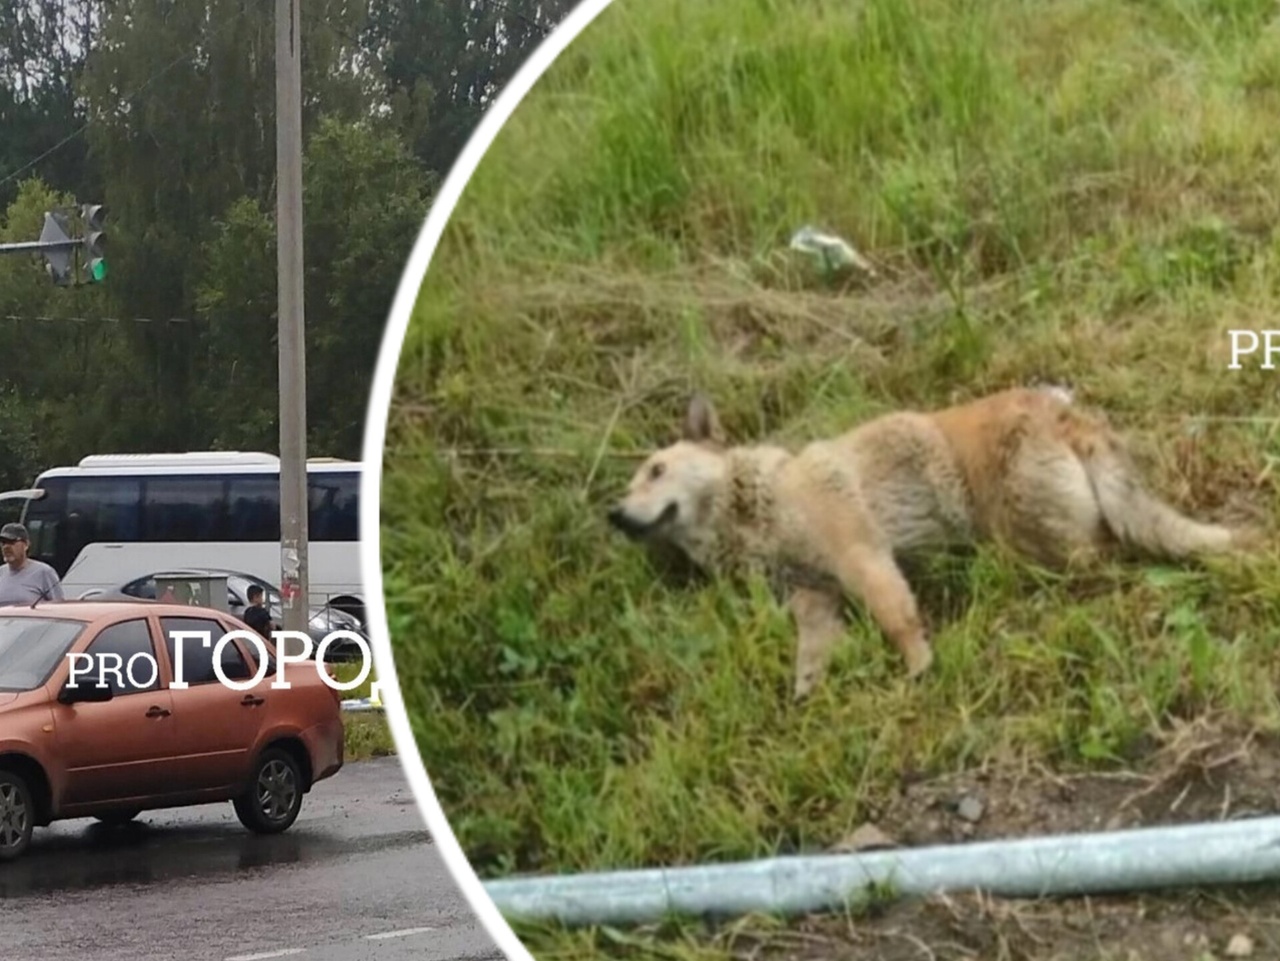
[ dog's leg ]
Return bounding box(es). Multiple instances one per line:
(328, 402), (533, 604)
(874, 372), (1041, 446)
(789, 585), (845, 700)
(1003, 449), (1111, 570)
(830, 546), (933, 677)
(1062, 409), (1254, 559)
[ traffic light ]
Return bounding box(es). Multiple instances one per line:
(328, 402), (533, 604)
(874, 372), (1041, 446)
(81, 203), (107, 282)
(39, 212), (74, 286)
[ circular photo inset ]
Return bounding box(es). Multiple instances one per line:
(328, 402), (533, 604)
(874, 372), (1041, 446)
(371, 0), (1280, 957)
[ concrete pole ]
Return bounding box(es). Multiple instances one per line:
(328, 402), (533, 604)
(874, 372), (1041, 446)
(276, 0), (309, 639)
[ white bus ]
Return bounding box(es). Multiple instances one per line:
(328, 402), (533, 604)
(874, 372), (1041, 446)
(0, 452), (366, 624)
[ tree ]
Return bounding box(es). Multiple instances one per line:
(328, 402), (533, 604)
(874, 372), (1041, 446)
(0, 1), (104, 210)
(196, 116), (433, 457)
(0, 0), (564, 478)
(361, 0), (579, 176)
(73, 0), (389, 451)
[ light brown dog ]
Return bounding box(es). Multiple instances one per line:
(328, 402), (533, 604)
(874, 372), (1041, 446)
(607, 387), (1260, 698)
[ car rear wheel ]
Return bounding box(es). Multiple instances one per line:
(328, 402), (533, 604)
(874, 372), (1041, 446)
(0, 770), (34, 862)
(233, 748), (303, 835)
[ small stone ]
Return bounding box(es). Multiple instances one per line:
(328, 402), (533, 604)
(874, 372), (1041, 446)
(956, 795), (986, 823)
(831, 823), (897, 853)
(1226, 933), (1255, 957)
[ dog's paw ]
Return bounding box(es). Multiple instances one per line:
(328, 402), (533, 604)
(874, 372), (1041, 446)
(904, 641), (934, 679)
(793, 671), (819, 702)
(1230, 524), (1268, 554)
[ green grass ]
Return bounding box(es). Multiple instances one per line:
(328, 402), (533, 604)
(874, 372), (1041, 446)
(380, 0), (1280, 953)
(331, 661), (396, 760)
(343, 712), (395, 760)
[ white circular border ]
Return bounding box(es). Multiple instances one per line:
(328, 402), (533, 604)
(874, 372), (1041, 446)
(358, 1), (617, 958)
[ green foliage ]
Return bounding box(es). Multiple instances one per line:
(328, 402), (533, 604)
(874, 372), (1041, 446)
(0, 1), (98, 213)
(0, 0), (565, 480)
(192, 117), (433, 454)
(380, 0), (1280, 926)
(360, 0), (581, 175)
(331, 660), (395, 760)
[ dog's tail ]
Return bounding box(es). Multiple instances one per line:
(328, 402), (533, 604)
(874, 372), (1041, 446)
(1071, 418), (1256, 559)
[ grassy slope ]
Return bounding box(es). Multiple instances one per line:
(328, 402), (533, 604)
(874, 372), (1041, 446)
(380, 0), (1280, 951)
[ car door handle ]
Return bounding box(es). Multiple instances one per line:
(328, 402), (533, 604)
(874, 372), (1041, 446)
(145, 705), (170, 718)
(241, 695), (265, 707)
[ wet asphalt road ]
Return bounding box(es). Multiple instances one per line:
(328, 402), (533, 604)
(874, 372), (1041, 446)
(2, 757), (502, 961)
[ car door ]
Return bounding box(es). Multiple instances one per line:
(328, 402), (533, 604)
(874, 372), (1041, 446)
(52, 617), (178, 807)
(160, 614), (270, 793)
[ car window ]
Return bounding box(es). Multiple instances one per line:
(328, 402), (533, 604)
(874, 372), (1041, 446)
(161, 616), (254, 685)
(83, 619), (161, 695)
(0, 617), (85, 692)
(124, 577), (157, 600)
(227, 622), (275, 677)
(243, 638), (277, 678)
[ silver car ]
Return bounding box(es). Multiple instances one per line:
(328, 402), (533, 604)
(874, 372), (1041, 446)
(87, 567), (367, 661)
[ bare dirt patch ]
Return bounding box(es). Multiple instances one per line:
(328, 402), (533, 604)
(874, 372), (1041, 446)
(854, 719), (1280, 851)
(735, 888), (1280, 961)
(765, 719), (1280, 961)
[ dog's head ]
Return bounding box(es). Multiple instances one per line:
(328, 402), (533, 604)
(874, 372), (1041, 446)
(607, 394), (727, 547)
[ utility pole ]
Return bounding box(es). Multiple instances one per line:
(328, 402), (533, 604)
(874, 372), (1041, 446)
(276, 0), (309, 640)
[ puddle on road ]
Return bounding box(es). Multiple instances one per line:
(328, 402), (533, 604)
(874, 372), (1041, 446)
(0, 822), (434, 898)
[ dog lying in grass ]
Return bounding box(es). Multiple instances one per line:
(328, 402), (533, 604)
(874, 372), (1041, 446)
(608, 387), (1262, 698)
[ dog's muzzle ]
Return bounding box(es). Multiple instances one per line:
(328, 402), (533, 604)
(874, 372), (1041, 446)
(607, 506), (647, 539)
(607, 503), (677, 539)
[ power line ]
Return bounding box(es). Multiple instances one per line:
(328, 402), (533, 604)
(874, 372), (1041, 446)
(0, 7), (246, 192)
(0, 314), (197, 325)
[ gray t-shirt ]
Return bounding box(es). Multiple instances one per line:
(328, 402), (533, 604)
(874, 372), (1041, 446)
(0, 559), (64, 606)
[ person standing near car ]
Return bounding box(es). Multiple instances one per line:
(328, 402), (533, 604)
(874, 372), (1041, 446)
(243, 584), (276, 639)
(0, 523), (64, 606)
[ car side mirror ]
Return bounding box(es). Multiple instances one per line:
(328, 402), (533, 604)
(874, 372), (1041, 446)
(59, 681), (114, 705)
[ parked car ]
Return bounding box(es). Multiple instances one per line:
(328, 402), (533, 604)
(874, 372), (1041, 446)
(0, 600), (345, 861)
(83, 568), (367, 661)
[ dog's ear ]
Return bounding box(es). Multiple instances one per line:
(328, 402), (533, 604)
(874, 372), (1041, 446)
(682, 393), (723, 444)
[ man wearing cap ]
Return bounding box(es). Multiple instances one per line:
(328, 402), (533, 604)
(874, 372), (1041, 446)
(0, 523), (64, 606)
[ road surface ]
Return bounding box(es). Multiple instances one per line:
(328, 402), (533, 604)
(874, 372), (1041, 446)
(2, 757), (502, 961)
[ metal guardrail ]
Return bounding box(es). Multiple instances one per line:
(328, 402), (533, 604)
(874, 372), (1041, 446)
(483, 816), (1280, 927)
(340, 696), (384, 713)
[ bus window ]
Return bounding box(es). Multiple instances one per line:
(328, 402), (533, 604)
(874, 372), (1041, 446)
(143, 477), (228, 541)
(66, 477), (143, 543)
(226, 475), (280, 541)
(308, 472), (359, 541)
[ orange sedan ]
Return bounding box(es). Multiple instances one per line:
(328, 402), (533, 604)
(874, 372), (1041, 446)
(0, 601), (345, 861)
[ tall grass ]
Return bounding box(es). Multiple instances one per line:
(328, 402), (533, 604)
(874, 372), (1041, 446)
(380, 0), (1280, 901)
